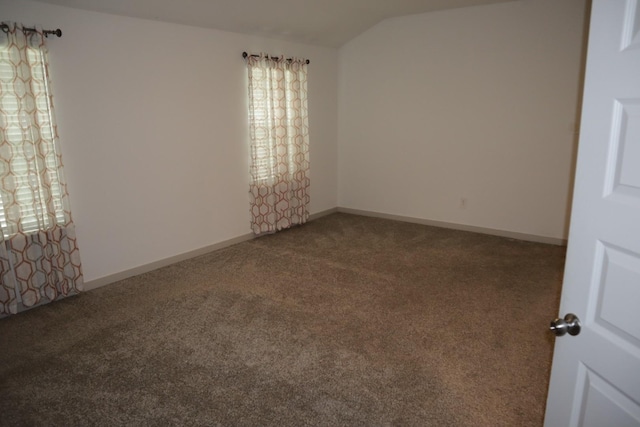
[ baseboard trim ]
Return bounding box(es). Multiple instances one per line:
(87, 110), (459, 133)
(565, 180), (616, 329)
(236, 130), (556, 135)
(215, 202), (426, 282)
(337, 208), (568, 246)
(310, 207), (339, 220)
(85, 206), (564, 292)
(83, 207), (341, 292)
(83, 232), (256, 291)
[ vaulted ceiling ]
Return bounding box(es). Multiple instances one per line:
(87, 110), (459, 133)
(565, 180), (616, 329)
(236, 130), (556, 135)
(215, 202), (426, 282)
(33, 0), (516, 47)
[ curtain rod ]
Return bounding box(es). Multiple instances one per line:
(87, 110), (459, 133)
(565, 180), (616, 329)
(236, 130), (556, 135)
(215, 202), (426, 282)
(242, 51), (309, 65)
(0, 23), (62, 38)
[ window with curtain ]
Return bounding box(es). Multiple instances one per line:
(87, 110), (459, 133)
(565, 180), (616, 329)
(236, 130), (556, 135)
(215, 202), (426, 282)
(0, 22), (83, 317)
(245, 53), (310, 235)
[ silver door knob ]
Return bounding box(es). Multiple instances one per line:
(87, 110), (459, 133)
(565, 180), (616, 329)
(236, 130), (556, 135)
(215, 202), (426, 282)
(550, 313), (581, 336)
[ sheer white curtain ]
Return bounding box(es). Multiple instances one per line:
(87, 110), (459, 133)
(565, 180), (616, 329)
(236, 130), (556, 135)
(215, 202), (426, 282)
(0, 22), (83, 317)
(245, 53), (310, 234)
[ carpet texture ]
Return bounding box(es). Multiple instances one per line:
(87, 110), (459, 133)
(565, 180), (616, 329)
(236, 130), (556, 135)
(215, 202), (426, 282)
(0, 213), (565, 426)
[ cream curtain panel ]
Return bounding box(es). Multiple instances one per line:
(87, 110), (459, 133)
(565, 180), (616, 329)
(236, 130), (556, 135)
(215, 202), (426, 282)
(246, 54), (310, 234)
(0, 22), (83, 317)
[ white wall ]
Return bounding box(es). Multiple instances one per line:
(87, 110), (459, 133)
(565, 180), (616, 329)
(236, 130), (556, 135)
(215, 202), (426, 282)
(1, 0), (339, 284)
(0, 0), (587, 286)
(338, 0), (587, 240)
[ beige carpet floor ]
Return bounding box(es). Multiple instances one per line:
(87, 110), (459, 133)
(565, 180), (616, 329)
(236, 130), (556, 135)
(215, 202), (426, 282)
(0, 213), (565, 426)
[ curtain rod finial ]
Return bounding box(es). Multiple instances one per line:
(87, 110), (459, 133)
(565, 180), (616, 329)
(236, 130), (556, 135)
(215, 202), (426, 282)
(44, 29), (62, 38)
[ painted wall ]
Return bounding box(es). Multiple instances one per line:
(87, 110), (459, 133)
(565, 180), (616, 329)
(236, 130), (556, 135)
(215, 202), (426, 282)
(338, 0), (587, 240)
(1, 0), (339, 283)
(1, 0), (587, 285)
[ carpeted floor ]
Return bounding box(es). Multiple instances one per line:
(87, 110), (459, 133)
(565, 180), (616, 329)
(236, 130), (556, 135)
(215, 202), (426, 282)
(0, 213), (565, 426)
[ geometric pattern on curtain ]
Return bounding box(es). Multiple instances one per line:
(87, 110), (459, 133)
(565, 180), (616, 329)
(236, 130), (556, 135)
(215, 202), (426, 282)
(0, 22), (83, 317)
(246, 53), (310, 235)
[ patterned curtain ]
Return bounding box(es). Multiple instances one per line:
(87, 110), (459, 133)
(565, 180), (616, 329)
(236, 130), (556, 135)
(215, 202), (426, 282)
(246, 54), (310, 234)
(0, 22), (83, 317)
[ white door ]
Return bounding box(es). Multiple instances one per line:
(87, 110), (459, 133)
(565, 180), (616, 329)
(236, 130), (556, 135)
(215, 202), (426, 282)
(544, 0), (640, 426)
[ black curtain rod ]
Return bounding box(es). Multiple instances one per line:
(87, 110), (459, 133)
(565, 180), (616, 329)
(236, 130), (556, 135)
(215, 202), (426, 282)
(0, 23), (62, 38)
(242, 51), (309, 65)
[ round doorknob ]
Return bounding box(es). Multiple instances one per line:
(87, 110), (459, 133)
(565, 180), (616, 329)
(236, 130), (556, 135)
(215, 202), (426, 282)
(550, 313), (581, 336)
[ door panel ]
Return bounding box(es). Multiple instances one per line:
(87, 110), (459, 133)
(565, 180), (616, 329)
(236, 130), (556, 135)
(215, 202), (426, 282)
(544, 1), (640, 425)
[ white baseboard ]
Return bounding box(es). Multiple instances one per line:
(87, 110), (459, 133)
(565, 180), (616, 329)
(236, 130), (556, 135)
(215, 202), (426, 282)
(84, 206), (565, 292)
(309, 207), (339, 220)
(337, 207), (568, 246)
(83, 207), (342, 292)
(83, 232), (256, 291)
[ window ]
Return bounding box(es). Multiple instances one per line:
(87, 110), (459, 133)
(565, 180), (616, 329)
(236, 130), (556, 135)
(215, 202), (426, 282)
(0, 23), (83, 317)
(245, 54), (310, 234)
(0, 32), (66, 238)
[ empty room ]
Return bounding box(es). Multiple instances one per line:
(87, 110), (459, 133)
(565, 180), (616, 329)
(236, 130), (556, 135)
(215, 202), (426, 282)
(2, 0), (639, 425)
